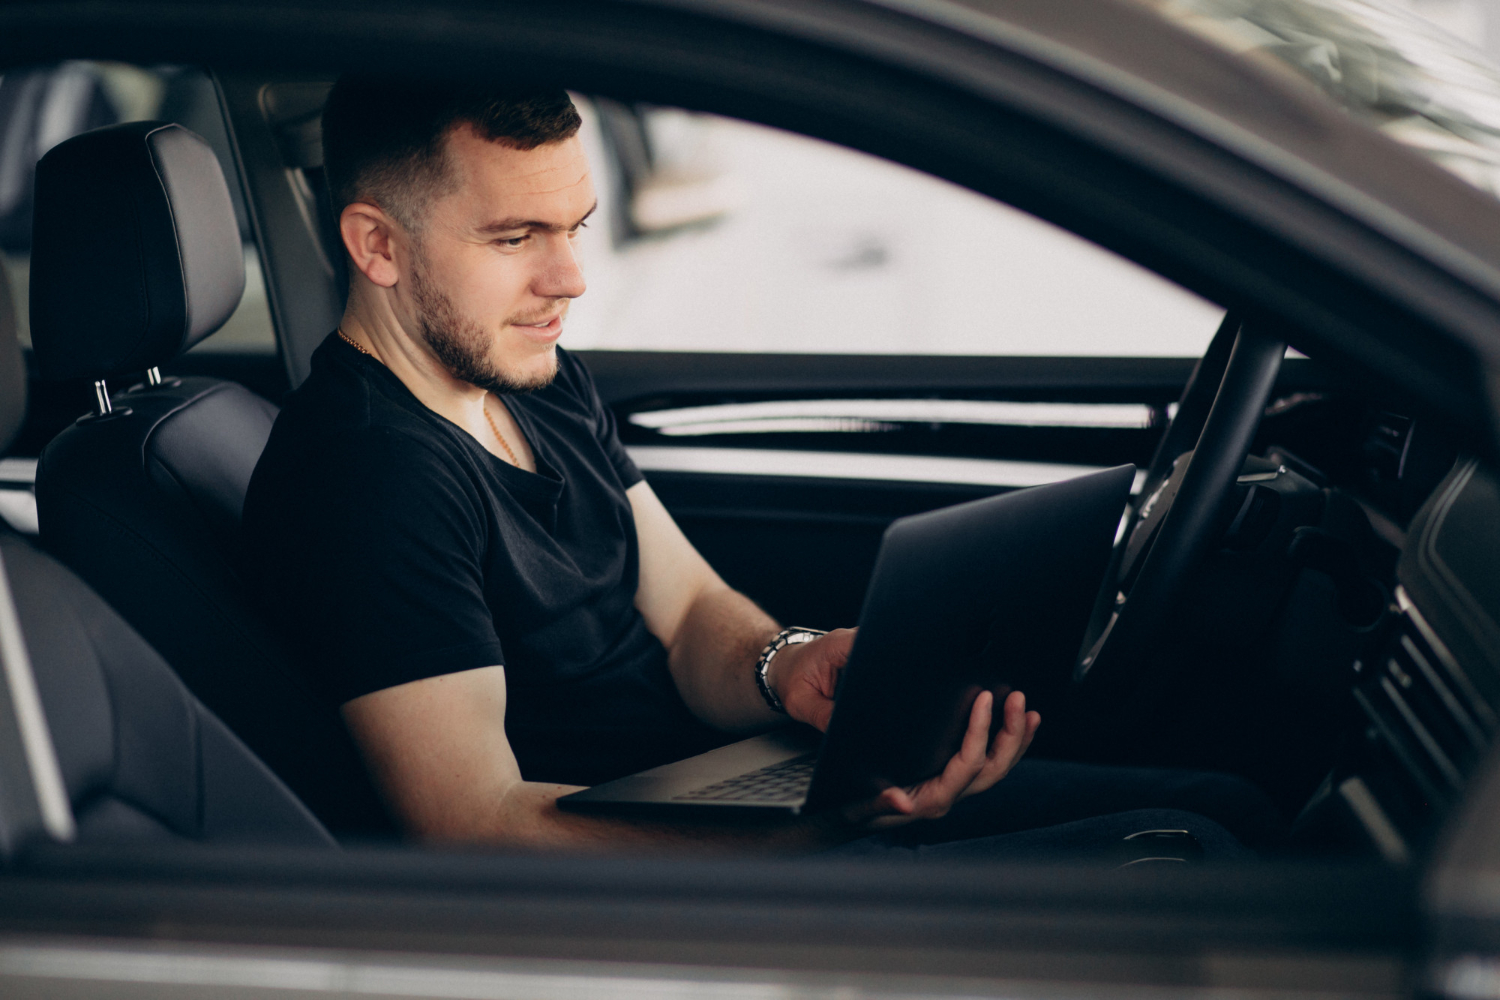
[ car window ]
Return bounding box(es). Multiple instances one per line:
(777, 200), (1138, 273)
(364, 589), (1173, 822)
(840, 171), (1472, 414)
(565, 101), (1226, 358)
(0, 62), (275, 357)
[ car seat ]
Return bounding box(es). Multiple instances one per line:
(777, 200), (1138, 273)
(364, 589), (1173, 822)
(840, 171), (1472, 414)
(27, 120), (394, 839)
(0, 255), (334, 852)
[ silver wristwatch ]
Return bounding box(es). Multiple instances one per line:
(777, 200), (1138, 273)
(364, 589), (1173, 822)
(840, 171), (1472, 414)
(754, 627), (826, 714)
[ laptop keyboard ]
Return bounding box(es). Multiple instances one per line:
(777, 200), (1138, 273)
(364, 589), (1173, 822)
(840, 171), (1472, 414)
(673, 753), (818, 804)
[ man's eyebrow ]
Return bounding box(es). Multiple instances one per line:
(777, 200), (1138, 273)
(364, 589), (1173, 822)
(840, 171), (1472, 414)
(476, 202), (598, 235)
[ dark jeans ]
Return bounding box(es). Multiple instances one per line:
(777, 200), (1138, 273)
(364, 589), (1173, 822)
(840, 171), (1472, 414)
(827, 758), (1285, 862)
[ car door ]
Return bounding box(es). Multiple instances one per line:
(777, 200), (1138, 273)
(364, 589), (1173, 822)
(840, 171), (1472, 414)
(3, 0), (1491, 993)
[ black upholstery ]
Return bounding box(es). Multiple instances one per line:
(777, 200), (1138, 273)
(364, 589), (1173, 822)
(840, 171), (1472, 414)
(29, 122), (395, 838)
(0, 254), (23, 454)
(35, 379), (394, 836)
(145, 380), (280, 563)
(0, 256), (330, 847)
(30, 122), (246, 382)
(3, 533), (334, 846)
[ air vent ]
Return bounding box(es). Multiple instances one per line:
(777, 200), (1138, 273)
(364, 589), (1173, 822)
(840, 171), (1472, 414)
(1355, 588), (1496, 807)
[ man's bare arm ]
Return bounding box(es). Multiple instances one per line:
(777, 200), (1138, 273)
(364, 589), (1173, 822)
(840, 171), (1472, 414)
(341, 665), (852, 852)
(344, 663), (1036, 849)
(628, 480), (794, 732)
(343, 484), (1040, 849)
(630, 480), (863, 733)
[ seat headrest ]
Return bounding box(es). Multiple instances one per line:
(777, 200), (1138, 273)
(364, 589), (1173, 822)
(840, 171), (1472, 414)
(29, 121), (245, 383)
(0, 256), (24, 453)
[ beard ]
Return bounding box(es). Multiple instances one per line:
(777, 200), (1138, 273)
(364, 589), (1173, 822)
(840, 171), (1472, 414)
(408, 248), (561, 396)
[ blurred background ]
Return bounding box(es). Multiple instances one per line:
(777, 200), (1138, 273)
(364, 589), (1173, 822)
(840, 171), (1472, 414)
(1403, 0), (1500, 51)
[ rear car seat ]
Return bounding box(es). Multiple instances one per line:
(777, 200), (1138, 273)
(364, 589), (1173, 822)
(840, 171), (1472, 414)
(27, 120), (394, 839)
(0, 255), (333, 849)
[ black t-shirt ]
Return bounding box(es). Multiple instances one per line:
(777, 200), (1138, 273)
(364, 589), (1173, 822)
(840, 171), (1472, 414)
(242, 334), (729, 786)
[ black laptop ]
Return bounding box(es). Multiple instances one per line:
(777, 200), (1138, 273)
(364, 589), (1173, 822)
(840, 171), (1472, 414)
(558, 463), (1135, 817)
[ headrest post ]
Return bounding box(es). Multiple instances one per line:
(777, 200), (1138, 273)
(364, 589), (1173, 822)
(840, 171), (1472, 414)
(145, 367), (163, 387)
(92, 379), (113, 418)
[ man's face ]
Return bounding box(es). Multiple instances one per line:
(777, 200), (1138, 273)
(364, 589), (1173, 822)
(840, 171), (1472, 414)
(403, 124), (594, 394)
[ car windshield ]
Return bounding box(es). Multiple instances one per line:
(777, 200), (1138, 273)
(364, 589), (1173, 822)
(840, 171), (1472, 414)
(1144, 0), (1500, 197)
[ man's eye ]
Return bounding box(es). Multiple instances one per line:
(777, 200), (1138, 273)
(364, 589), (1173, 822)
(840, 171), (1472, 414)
(497, 235), (529, 248)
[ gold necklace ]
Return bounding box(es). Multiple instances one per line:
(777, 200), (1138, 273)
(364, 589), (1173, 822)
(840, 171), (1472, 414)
(338, 328), (519, 467)
(336, 327), (376, 358)
(482, 394), (522, 468)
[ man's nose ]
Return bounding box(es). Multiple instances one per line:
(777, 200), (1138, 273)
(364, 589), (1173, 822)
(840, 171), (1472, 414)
(536, 233), (587, 300)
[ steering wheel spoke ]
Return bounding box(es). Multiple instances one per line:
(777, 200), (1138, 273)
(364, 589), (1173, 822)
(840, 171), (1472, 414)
(1076, 323), (1286, 698)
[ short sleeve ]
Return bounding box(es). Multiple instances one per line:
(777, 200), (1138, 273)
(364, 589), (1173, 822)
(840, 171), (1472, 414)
(285, 430), (506, 704)
(565, 350), (642, 489)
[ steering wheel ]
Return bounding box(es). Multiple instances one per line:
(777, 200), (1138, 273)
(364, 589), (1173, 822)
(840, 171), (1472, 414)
(1073, 317), (1285, 700)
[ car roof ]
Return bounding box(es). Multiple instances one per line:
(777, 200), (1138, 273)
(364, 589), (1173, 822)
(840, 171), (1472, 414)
(14, 0), (1500, 288)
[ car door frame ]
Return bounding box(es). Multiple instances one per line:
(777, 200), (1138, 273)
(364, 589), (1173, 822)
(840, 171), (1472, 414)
(0, 0), (1496, 992)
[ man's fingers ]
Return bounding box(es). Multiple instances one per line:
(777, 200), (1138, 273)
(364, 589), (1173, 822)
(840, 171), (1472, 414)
(841, 785), (914, 826)
(960, 690), (994, 762)
(933, 690), (992, 787)
(778, 629), (860, 730)
(852, 689), (1039, 827)
(882, 786), (915, 815)
(823, 627), (857, 660)
(898, 691), (993, 817)
(986, 690), (1029, 759)
(808, 629), (857, 686)
(963, 695), (1041, 797)
(1018, 710), (1041, 758)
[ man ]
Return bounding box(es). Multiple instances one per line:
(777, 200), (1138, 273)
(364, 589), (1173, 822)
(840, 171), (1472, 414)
(244, 77), (1265, 855)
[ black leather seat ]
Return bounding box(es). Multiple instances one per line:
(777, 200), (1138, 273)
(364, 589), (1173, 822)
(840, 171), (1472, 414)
(0, 257), (333, 849)
(28, 121), (394, 839)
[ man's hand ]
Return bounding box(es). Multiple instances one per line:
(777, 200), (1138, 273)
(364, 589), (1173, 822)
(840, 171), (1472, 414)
(846, 689), (1040, 830)
(767, 628), (856, 731)
(772, 635), (1040, 830)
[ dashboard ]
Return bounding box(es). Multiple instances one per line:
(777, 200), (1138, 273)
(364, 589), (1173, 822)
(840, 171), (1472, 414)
(1347, 458), (1500, 862)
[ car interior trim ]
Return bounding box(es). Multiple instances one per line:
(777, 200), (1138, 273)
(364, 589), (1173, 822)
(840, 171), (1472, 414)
(0, 929), (1397, 1000)
(0, 934), (1238, 1000)
(629, 399), (1158, 432)
(0, 941), (847, 998)
(1337, 776), (1409, 867)
(1398, 584), (1493, 730)
(0, 460), (37, 487)
(626, 444), (1145, 492)
(0, 548), (72, 844)
(647, 417), (901, 437)
(0, 494), (36, 537)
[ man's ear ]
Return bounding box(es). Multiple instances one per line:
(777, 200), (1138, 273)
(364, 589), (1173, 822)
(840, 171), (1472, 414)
(341, 202), (402, 288)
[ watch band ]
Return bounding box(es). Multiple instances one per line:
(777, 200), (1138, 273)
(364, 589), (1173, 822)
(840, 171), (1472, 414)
(755, 627), (826, 714)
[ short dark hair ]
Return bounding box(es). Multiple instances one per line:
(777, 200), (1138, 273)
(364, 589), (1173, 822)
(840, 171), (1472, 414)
(322, 76), (582, 230)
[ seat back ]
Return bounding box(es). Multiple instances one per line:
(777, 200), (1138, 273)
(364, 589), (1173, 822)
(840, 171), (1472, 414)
(0, 257), (331, 850)
(5, 533), (336, 847)
(28, 121), (393, 838)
